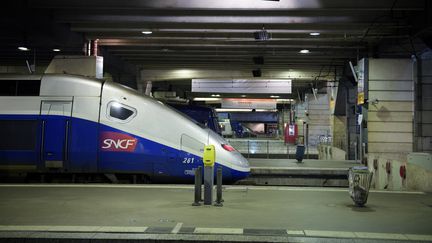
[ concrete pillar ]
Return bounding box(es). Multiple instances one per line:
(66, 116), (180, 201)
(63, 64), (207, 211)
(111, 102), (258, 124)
(416, 59), (432, 152)
(365, 58), (415, 190)
(366, 59), (415, 161)
(145, 81), (152, 96)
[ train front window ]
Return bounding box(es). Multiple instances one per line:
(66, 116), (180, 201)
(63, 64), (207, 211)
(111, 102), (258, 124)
(107, 101), (136, 122)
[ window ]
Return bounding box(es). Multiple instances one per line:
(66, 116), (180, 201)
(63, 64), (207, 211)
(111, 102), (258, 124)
(0, 80), (41, 96)
(107, 102), (136, 122)
(0, 120), (38, 150)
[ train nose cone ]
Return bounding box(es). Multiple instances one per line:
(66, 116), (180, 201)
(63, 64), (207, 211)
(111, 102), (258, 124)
(231, 153), (250, 180)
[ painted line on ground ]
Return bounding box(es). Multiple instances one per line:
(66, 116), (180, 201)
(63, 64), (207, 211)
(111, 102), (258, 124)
(171, 223), (183, 234)
(1, 225), (432, 241)
(354, 232), (409, 240)
(97, 226), (148, 233)
(194, 227), (243, 234)
(405, 234), (432, 241)
(305, 230), (356, 238)
(0, 184), (425, 194)
(286, 230), (305, 236)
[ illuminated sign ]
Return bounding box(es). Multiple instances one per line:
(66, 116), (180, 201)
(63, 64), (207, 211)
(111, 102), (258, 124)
(192, 79), (292, 94)
(221, 98), (277, 109)
(357, 59), (366, 105)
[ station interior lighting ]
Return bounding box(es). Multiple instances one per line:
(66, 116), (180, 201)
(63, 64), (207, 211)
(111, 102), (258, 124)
(193, 97), (221, 101)
(241, 95), (247, 97)
(18, 46), (30, 51)
(309, 32), (320, 36)
(52, 48), (61, 52)
(299, 49), (310, 54)
(211, 94), (221, 97)
(276, 99), (295, 103)
(215, 108), (278, 112)
(141, 30), (153, 34)
(270, 95), (280, 98)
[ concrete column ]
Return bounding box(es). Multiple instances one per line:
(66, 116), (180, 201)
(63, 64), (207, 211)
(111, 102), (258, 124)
(137, 83), (144, 94)
(366, 58), (415, 190)
(145, 81), (152, 96)
(367, 59), (415, 161)
(416, 59), (432, 152)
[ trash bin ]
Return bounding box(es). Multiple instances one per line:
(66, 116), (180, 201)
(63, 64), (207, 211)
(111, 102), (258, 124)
(295, 144), (305, 162)
(348, 166), (373, 206)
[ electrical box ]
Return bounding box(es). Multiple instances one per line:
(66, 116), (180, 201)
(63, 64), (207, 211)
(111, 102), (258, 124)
(45, 55), (104, 79)
(284, 123), (298, 144)
(203, 145), (216, 167)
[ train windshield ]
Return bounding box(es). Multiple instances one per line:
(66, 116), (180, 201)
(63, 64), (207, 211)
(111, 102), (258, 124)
(165, 104), (207, 129)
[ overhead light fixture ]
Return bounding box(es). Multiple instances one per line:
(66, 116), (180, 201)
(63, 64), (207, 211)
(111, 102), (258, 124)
(309, 32), (320, 36)
(270, 95), (280, 98)
(141, 30), (153, 35)
(211, 94), (221, 97)
(276, 99), (295, 103)
(241, 95), (247, 97)
(18, 46), (30, 51)
(299, 49), (310, 54)
(193, 97), (221, 101)
(52, 48), (61, 52)
(215, 108), (278, 112)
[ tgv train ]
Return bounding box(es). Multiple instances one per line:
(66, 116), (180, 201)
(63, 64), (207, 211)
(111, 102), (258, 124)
(0, 74), (250, 183)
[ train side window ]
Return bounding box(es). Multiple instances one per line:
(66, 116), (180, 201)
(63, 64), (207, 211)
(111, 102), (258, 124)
(107, 101), (136, 123)
(0, 120), (38, 150)
(0, 80), (41, 96)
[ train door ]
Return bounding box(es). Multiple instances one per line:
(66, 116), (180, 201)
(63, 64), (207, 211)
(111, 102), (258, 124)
(40, 100), (72, 171)
(153, 148), (177, 177)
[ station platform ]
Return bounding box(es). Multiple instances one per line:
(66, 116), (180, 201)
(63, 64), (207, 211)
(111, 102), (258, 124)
(242, 159), (360, 187)
(0, 184), (431, 242)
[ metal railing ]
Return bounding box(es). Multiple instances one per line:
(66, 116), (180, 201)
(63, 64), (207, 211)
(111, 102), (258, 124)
(227, 139), (318, 159)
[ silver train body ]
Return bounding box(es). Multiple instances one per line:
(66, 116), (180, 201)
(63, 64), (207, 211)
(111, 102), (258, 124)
(0, 74), (250, 182)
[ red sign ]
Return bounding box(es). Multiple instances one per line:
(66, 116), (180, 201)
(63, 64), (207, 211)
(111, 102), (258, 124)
(100, 131), (138, 152)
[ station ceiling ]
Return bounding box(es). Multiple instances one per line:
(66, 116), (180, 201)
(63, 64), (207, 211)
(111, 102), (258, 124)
(2, 0), (431, 93)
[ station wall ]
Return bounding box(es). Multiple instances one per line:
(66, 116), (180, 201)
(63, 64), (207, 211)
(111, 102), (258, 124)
(295, 92), (331, 148)
(416, 59), (432, 152)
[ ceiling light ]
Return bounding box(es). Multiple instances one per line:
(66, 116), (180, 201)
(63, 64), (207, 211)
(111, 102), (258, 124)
(299, 49), (310, 54)
(18, 46), (30, 51)
(141, 30), (152, 35)
(276, 99), (295, 103)
(241, 95), (246, 97)
(193, 97), (221, 101)
(52, 48), (61, 52)
(270, 95), (280, 98)
(215, 108), (278, 112)
(211, 94), (221, 97)
(309, 32), (320, 36)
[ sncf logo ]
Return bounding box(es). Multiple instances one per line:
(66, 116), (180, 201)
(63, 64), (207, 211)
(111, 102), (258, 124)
(100, 131), (138, 152)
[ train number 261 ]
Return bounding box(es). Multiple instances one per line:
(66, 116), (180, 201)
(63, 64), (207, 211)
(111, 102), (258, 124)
(182, 157), (195, 164)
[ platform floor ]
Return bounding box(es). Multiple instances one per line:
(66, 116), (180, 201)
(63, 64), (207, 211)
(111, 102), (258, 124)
(0, 184), (431, 242)
(248, 158), (360, 169)
(242, 159), (359, 186)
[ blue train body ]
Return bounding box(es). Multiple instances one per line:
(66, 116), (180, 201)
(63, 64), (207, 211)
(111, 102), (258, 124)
(168, 103), (222, 135)
(0, 75), (250, 183)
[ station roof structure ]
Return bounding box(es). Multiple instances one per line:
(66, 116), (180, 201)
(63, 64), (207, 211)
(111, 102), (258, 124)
(1, 0), (431, 94)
